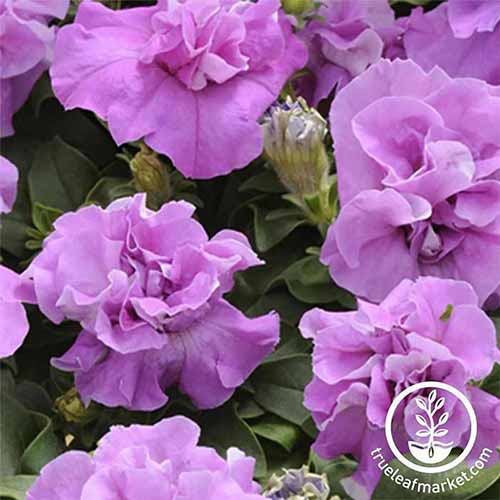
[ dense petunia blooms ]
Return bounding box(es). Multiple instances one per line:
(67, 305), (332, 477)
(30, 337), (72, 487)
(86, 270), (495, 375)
(27, 416), (266, 500)
(404, 0), (500, 84)
(323, 58), (500, 304)
(0, 155), (18, 213)
(0, 0), (69, 136)
(298, 0), (397, 105)
(50, 0), (307, 179)
(300, 277), (500, 500)
(24, 194), (279, 410)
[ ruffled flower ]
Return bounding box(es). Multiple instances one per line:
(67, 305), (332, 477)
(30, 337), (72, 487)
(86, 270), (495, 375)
(25, 194), (279, 410)
(0, 265), (36, 358)
(0, 155), (18, 213)
(0, 156), (36, 357)
(300, 276), (500, 500)
(0, 0), (69, 136)
(298, 0), (396, 105)
(50, 0), (307, 179)
(27, 416), (266, 500)
(404, 1), (500, 84)
(323, 58), (500, 304)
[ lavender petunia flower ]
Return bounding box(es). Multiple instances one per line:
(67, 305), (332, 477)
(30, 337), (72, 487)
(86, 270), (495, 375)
(0, 155), (18, 213)
(300, 277), (500, 500)
(0, 265), (36, 358)
(0, 0), (69, 137)
(298, 0), (396, 105)
(24, 194), (279, 410)
(0, 156), (37, 358)
(49, 0), (307, 179)
(323, 58), (500, 304)
(27, 416), (266, 500)
(404, 1), (500, 84)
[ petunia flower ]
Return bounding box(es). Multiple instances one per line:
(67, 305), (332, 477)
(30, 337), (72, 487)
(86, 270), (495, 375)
(300, 276), (500, 500)
(404, 0), (500, 85)
(0, 0), (69, 137)
(0, 156), (37, 358)
(27, 415), (266, 500)
(297, 0), (396, 105)
(0, 155), (18, 213)
(49, 0), (307, 179)
(323, 58), (500, 304)
(24, 194), (279, 410)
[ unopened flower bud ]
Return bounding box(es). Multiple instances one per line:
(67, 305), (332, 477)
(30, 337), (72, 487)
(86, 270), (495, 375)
(264, 466), (331, 500)
(55, 387), (93, 423)
(282, 0), (314, 16)
(130, 144), (171, 209)
(262, 97), (330, 198)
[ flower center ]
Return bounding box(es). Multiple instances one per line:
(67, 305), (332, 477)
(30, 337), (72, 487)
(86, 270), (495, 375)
(140, 0), (249, 91)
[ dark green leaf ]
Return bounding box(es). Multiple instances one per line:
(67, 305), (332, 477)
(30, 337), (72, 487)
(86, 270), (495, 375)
(250, 414), (302, 452)
(250, 204), (307, 253)
(239, 170), (285, 194)
(198, 404), (267, 478)
(29, 137), (99, 211)
(0, 393), (61, 476)
(481, 364), (500, 398)
(269, 255), (355, 305)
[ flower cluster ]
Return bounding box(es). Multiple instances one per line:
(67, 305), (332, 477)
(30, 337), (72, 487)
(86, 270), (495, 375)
(50, 0), (307, 179)
(323, 58), (500, 305)
(20, 193), (279, 410)
(0, 0), (69, 136)
(300, 276), (500, 500)
(27, 416), (266, 500)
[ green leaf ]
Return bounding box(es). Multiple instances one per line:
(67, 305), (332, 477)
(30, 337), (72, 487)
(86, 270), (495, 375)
(198, 403), (267, 478)
(239, 170), (285, 194)
(250, 204), (307, 252)
(31, 203), (63, 236)
(481, 364), (500, 397)
(85, 177), (136, 207)
(251, 355), (312, 426)
(269, 255), (355, 305)
(0, 475), (37, 500)
(250, 414), (302, 452)
(29, 137), (99, 211)
(0, 393), (61, 476)
(373, 454), (500, 500)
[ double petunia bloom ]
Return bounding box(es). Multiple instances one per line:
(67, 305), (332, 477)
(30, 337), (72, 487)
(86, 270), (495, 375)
(323, 58), (500, 305)
(1, 194), (279, 410)
(0, 0), (69, 136)
(50, 0), (307, 179)
(27, 416), (266, 500)
(300, 276), (500, 500)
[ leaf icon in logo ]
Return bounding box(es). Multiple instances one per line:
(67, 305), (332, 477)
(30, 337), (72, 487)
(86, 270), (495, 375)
(416, 429), (431, 437)
(416, 397), (427, 411)
(437, 412), (449, 427)
(428, 389), (437, 404)
(434, 429), (448, 437)
(434, 397), (445, 412)
(415, 414), (429, 428)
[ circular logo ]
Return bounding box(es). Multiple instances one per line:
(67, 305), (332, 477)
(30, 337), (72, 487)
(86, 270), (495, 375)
(385, 381), (477, 474)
